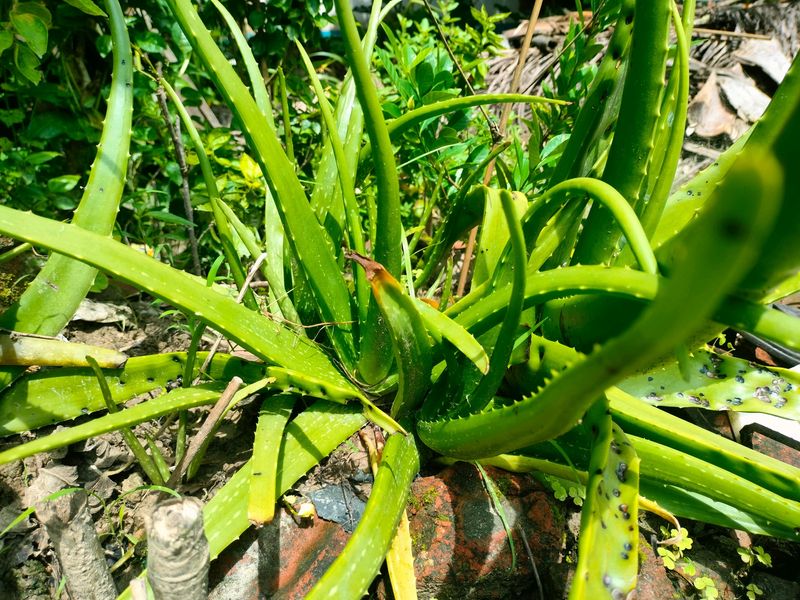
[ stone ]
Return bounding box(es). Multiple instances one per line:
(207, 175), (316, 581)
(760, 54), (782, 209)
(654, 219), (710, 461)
(746, 430), (800, 470)
(408, 462), (565, 599)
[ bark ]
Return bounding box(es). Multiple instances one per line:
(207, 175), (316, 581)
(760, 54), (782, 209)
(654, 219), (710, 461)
(36, 489), (117, 600)
(146, 497), (209, 599)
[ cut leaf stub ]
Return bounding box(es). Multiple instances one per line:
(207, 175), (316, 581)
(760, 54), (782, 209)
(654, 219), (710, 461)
(619, 348), (800, 420)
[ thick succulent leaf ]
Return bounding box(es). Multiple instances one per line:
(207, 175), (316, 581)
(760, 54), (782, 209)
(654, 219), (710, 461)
(570, 400), (639, 600)
(0, 353), (264, 436)
(307, 432), (420, 599)
(0, 208), (356, 395)
(0, 335), (126, 368)
(416, 300), (488, 374)
(573, 0), (671, 265)
(248, 394), (294, 524)
(349, 253), (432, 420)
(208, 0), (274, 128)
(632, 434), (800, 539)
(511, 335), (800, 504)
(473, 188), (527, 287)
(117, 402), (368, 599)
(619, 346), (800, 419)
(265, 365), (403, 434)
(419, 157), (781, 458)
(165, 0), (356, 367)
(608, 387), (800, 503)
(0, 387), (222, 465)
(0, 0), (133, 339)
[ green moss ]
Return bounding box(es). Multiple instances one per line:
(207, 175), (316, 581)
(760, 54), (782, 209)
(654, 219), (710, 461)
(0, 272), (22, 310)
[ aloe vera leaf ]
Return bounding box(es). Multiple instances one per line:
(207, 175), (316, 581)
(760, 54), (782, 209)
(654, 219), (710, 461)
(475, 451), (797, 540)
(385, 508), (417, 600)
(0, 335), (126, 368)
(165, 0), (356, 368)
(84, 355), (165, 485)
(737, 53), (800, 297)
(117, 402), (367, 600)
(473, 188), (528, 287)
(295, 41), (369, 326)
(248, 394), (294, 524)
(264, 365), (403, 434)
(649, 53), (800, 290)
(262, 192), (300, 324)
(348, 254), (432, 420)
(637, 0), (693, 238)
(454, 265), (800, 357)
(509, 335), (800, 504)
(454, 265), (657, 334)
(0, 352), (263, 436)
(0, 209), (356, 393)
(208, 0), (274, 129)
(517, 430), (800, 539)
(541, 0), (635, 272)
(637, 479), (797, 540)
(307, 431), (419, 599)
(608, 387), (800, 503)
(716, 298), (800, 352)
(530, 178), (657, 274)
(462, 190), (527, 413)
(631, 434), (800, 539)
(310, 0), (384, 230)
(415, 300), (488, 374)
(569, 400), (639, 600)
(158, 77), (255, 311)
(332, 0), (398, 276)
(331, 0), (400, 384)
(0, 387), (222, 466)
(619, 346), (800, 419)
(550, 0), (635, 186)
(0, 0), (132, 345)
(418, 155), (781, 458)
(574, 0), (670, 266)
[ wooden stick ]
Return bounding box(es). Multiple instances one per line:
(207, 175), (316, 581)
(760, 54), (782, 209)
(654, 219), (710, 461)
(37, 489), (117, 600)
(146, 497), (209, 599)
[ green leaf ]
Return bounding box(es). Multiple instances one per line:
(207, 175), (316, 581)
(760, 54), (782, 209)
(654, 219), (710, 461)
(0, 208), (355, 393)
(12, 3), (52, 26)
(0, 334), (126, 368)
(307, 432), (419, 599)
(27, 151), (60, 165)
(238, 153), (262, 181)
(0, 353), (265, 436)
(619, 347), (800, 421)
(145, 210), (195, 228)
(14, 44), (41, 84)
(64, 0), (107, 17)
(416, 299), (488, 374)
(47, 174), (81, 193)
(569, 399), (639, 599)
(10, 12), (48, 57)
(134, 30), (166, 53)
(0, 387), (222, 465)
(348, 253), (432, 420)
(0, 32), (13, 56)
(248, 394), (295, 524)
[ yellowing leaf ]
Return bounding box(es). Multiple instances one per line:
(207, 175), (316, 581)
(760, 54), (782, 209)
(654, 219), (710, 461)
(239, 153), (262, 181)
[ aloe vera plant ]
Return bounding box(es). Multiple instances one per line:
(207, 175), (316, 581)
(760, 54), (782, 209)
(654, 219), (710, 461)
(1, 0), (799, 598)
